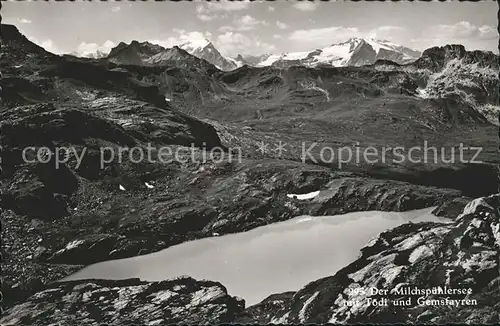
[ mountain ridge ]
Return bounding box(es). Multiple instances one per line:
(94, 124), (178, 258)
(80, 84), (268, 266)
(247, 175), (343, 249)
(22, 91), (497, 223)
(178, 38), (240, 71)
(103, 36), (422, 70)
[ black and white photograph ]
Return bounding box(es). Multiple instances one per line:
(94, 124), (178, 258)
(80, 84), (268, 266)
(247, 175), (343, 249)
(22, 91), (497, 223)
(0, 0), (499, 324)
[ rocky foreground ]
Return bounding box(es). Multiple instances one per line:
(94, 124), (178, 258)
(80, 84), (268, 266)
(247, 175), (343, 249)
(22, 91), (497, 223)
(1, 195), (499, 325)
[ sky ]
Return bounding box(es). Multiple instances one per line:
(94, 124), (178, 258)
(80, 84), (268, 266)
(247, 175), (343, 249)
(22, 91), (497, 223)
(3, 0), (498, 57)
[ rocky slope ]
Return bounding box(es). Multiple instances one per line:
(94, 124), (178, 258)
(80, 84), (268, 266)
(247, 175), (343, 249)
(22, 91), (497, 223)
(2, 195), (499, 324)
(88, 37), (419, 71)
(106, 41), (216, 70)
(179, 38), (239, 71)
(238, 195), (500, 324)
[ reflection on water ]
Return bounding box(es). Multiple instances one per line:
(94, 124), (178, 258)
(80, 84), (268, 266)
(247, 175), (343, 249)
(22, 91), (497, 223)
(63, 207), (447, 306)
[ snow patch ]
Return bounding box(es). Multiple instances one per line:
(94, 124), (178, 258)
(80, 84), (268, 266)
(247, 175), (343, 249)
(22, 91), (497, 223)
(119, 184), (126, 191)
(255, 37), (418, 68)
(145, 182), (155, 189)
(348, 254), (397, 282)
(476, 104), (500, 126)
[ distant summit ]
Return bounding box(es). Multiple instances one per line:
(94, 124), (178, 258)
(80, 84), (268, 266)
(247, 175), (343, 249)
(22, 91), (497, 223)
(178, 38), (240, 71)
(234, 53), (272, 67)
(252, 37), (422, 68)
(77, 37), (421, 71)
(69, 50), (108, 59)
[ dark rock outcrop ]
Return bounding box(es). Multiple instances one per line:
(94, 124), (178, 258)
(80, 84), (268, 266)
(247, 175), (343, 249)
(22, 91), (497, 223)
(2, 23), (499, 324)
(106, 41), (216, 71)
(268, 38), (421, 69)
(237, 292), (295, 324)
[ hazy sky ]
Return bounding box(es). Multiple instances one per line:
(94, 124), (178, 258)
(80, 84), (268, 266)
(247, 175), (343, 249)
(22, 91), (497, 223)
(3, 0), (498, 57)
